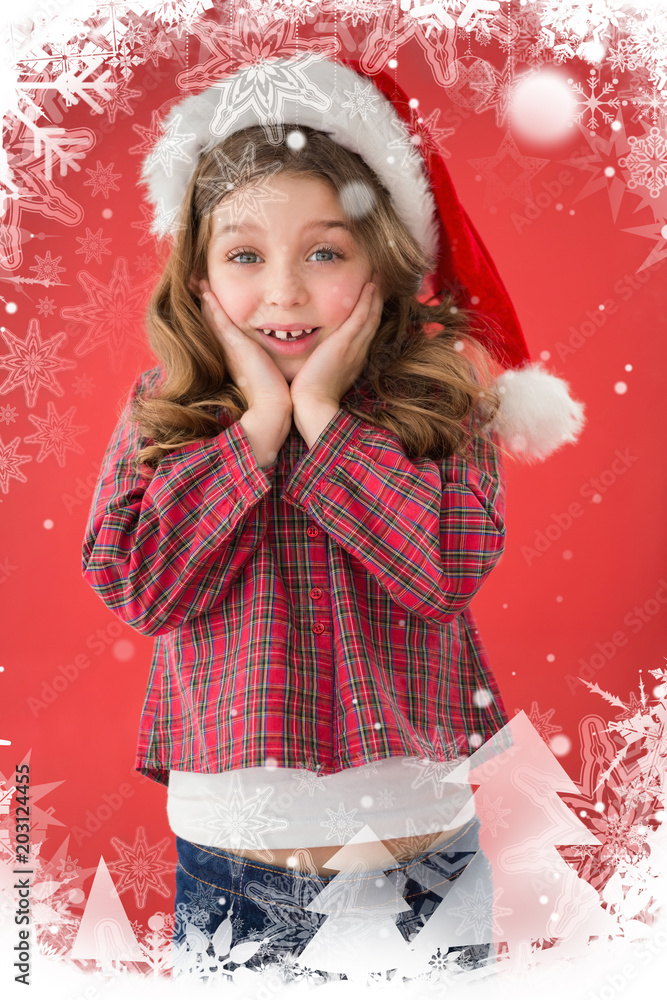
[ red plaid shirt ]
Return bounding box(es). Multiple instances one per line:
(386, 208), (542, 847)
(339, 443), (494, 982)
(82, 365), (509, 787)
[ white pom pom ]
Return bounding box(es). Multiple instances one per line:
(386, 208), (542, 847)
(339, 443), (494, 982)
(486, 363), (586, 462)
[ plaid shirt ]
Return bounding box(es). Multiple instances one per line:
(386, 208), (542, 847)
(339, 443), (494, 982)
(82, 365), (509, 787)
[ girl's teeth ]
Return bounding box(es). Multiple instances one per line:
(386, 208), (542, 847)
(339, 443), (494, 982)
(261, 328), (316, 340)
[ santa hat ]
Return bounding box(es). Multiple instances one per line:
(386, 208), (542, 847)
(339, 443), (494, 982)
(140, 53), (586, 463)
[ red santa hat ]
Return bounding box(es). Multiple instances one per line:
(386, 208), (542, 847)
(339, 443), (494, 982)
(140, 53), (586, 463)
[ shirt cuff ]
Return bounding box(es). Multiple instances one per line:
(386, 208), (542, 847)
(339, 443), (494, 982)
(217, 419), (277, 502)
(282, 407), (365, 509)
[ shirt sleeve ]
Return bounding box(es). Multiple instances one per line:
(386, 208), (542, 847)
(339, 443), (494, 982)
(81, 369), (276, 637)
(281, 407), (506, 624)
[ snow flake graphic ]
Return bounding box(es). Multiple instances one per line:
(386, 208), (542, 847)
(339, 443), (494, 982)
(0, 404), (18, 424)
(108, 825), (173, 909)
(196, 142), (289, 229)
(75, 227), (112, 264)
(292, 758), (328, 797)
(572, 70), (620, 131)
(0, 434), (32, 493)
(331, 0), (387, 27)
(138, 112), (197, 178)
(83, 160), (122, 198)
(476, 794), (511, 837)
(29, 252), (66, 285)
(375, 787), (396, 810)
(446, 878), (511, 938)
(60, 258), (154, 370)
(524, 701), (563, 744)
(182, 773), (289, 850)
(134, 253), (156, 273)
(0, 318), (76, 408)
(23, 401), (87, 466)
(72, 373), (96, 397)
(401, 754), (471, 800)
(321, 801), (364, 842)
(209, 53), (331, 145)
(632, 14), (667, 84)
(152, 0), (214, 28)
(36, 298), (56, 317)
(103, 77), (143, 124)
(620, 124), (667, 199)
(340, 81), (381, 122)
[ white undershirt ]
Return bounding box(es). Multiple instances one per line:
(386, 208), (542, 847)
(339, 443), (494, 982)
(167, 755), (475, 850)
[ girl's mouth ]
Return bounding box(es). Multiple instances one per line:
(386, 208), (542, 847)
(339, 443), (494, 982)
(255, 327), (321, 354)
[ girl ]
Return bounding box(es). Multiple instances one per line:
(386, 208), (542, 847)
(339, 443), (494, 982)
(81, 55), (585, 979)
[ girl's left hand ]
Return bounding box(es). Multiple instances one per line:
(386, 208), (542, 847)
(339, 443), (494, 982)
(289, 281), (384, 406)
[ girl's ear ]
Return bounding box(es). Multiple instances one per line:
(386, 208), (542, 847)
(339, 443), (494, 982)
(187, 273), (202, 296)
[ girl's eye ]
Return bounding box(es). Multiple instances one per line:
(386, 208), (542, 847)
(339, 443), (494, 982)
(226, 248), (259, 264)
(225, 244), (346, 265)
(309, 244), (346, 262)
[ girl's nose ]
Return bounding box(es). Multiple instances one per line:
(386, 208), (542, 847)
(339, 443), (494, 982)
(263, 266), (309, 309)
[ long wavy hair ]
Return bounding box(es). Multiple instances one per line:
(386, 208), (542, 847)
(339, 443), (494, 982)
(131, 124), (504, 471)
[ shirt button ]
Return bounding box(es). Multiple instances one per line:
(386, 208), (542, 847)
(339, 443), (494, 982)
(312, 622), (325, 634)
(307, 525), (319, 537)
(310, 587), (323, 600)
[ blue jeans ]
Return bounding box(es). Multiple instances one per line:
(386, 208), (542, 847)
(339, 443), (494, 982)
(172, 815), (495, 982)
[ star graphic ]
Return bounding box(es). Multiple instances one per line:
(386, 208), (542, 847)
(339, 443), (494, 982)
(0, 318), (76, 407)
(195, 142), (288, 229)
(209, 53), (331, 145)
(138, 112), (197, 179)
(103, 76), (142, 125)
(83, 161), (122, 199)
(468, 130), (550, 207)
(340, 80), (381, 121)
(108, 825), (173, 909)
(61, 258), (154, 370)
(75, 227), (112, 265)
(560, 115), (631, 223)
(23, 401), (87, 466)
(623, 218), (667, 270)
(0, 434), (32, 493)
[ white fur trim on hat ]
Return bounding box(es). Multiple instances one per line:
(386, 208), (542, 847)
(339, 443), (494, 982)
(140, 53), (439, 259)
(486, 364), (586, 462)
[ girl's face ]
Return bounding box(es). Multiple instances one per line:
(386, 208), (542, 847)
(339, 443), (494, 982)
(203, 173), (375, 383)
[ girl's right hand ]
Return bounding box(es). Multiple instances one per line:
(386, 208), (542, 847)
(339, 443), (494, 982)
(198, 278), (293, 414)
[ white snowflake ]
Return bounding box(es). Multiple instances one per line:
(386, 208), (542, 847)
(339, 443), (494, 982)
(147, 0), (214, 28)
(321, 801), (364, 842)
(631, 13), (667, 86)
(144, 112), (197, 178)
(209, 53), (331, 146)
(340, 80), (381, 122)
(195, 142), (289, 229)
(446, 878), (511, 937)
(330, 0), (388, 27)
(572, 70), (620, 131)
(620, 126), (667, 198)
(538, 0), (627, 40)
(182, 773), (290, 850)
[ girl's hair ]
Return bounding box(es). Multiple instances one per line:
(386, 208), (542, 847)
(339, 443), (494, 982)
(131, 124), (505, 471)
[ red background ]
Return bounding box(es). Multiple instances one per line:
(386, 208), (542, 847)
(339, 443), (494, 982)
(1, 16), (665, 928)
